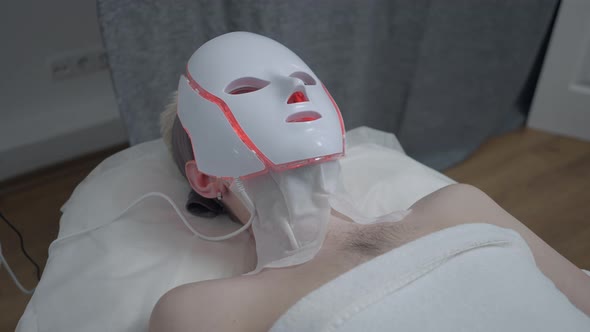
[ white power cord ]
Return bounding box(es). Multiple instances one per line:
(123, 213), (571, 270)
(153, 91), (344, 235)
(0, 241), (36, 295)
(5, 179), (255, 295)
(51, 185), (254, 249)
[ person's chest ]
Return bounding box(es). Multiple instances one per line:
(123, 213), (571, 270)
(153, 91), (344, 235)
(215, 219), (428, 330)
(223, 246), (377, 330)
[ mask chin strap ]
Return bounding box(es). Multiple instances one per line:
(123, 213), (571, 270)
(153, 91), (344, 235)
(50, 179), (255, 250)
(281, 222), (300, 250)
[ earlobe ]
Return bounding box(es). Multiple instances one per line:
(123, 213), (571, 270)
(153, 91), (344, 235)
(185, 160), (218, 198)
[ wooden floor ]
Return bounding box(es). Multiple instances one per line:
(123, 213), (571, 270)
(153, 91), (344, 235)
(0, 145), (128, 332)
(445, 128), (590, 270)
(1, 128), (589, 331)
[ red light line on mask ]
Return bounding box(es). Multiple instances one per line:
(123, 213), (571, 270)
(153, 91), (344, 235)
(322, 83), (346, 156)
(184, 68), (345, 177)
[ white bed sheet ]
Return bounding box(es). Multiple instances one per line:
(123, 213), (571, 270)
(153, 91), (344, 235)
(17, 127), (456, 331)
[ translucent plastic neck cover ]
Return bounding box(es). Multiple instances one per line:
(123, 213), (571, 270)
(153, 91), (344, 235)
(239, 160), (337, 273)
(233, 160), (409, 273)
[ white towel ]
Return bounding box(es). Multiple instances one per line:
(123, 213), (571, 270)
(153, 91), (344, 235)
(271, 223), (590, 331)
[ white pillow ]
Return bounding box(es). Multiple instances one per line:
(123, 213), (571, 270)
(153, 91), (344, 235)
(17, 127), (454, 332)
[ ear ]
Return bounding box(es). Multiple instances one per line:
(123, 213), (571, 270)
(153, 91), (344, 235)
(185, 160), (223, 199)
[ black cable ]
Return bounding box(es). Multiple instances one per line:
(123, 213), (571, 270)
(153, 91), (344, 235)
(0, 211), (41, 281)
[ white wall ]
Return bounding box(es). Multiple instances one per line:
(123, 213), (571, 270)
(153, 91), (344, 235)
(528, 0), (590, 142)
(0, 0), (127, 181)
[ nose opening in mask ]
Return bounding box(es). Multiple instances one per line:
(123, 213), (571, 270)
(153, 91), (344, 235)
(287, 91), (309, 104)
(286, 111), (322, 123)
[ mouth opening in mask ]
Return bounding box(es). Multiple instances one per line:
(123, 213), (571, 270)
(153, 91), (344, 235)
(286, 111), (322, 123)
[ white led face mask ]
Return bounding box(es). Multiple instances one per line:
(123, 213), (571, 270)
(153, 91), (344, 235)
(177, 31), (345, 178)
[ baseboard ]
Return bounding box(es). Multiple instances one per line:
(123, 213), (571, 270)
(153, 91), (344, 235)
(0, 118), (128, 181)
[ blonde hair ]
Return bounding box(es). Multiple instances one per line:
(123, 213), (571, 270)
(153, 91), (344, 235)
(160, 91), (178, 154)
(160, 91), (194, 179)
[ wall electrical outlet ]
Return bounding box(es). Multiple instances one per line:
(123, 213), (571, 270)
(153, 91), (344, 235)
(50, 49), (109, 80)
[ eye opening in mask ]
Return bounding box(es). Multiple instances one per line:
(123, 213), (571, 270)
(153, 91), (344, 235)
(289, 71), (316, 86)
(225, 77), (270, 95)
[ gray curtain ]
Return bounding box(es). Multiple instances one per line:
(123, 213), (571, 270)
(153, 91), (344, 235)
(97, 0), (558, 170)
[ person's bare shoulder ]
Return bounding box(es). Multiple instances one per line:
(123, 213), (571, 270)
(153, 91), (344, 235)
(393, 183), (496, 238)
(149, 274), (296, 332)
(149, 278), (257, 332)
(404, 183), (590, 316)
